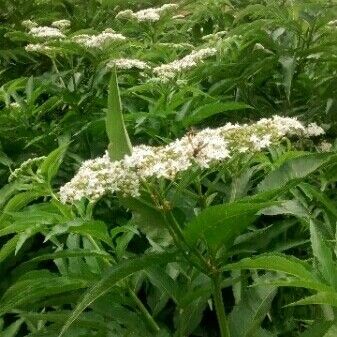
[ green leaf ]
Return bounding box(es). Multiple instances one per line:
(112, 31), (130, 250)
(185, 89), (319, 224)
(145, 266), (180, 304)
(0, 235), (19, 263)
(106, 68), (132, 161)
(44, 219), (111, 245)
(184, 202), (272, 253)
(258, 278), (332, 293)
(225, 253), (316, 281)
(174, 296), (208, 337)
(299, 321), (337, 337)
(59, 252), (177, 337)
(121, 197), (172, 247)
(287, 292), (337, 308)
(183, 102), (252, 126)
(0, 319), (24, 337)
(0, 182), (20, 209)
(15, 249), (112, 275)
(0, 273), (90, 314)
(20, 311), (111, 333)
(229, 276), (277, 337)
(39, 144), (68, 183)
(258, 153), (334, 193)
(299, 183), (337, 218)
(2, 190), (44, 214)
(259, 200), (308, 218)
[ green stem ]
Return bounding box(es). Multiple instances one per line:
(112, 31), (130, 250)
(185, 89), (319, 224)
(161, 212), (205, 273)
(212, 274), (231, 337)
(167, 211), (211, 272)
(128, 287), (160, 333)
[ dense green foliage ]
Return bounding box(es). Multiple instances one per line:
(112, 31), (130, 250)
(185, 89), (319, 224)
(1, 0), (337, 336)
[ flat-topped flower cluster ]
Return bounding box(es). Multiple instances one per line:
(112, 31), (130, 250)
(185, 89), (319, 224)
(29, 26), (65, 39)
(116, 3), (178, 22)
(59, 116), (324, 204)
(153, 48), (217, 80)
(107, 58), (150, 70)
(71, 29), (126, 49)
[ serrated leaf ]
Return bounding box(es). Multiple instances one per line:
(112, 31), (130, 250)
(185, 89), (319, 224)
(0, 235), (19, 263)
(174, 296), (208, 337)
(229, 277), (277, 337)
(39, 144), (68, 183)
(258, 153), (334, 193)
(44, 219), (111, 245)
(15, 249), (112, 275)
(259, 199), (308, 218)
(0, 274), (90, 314)
(2, 190), (44, 214)
(145, 266), (180, 304)
(310, 220), (337, 286)
(183, 101), (252, 126)
(287, 291), (337, 308)
(299, 321), (337, 337)
(0, 319), (24, 337)
(184, 202), (272, 253)
(257, 278), (332, 292)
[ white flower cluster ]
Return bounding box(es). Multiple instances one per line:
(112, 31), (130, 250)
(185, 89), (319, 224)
(157, 42), (194, 50)
(202, 31), (227, 41)
(59, 116), (324, 204)
(59, 154), (141, 202)
(51, 19), (71, 30)
(304, 123), (325, 137)
(116, 3), (178, 22)
(22, 20), (38, 29)
(318, 141), (332, 152)
(153, 48), (217, 80)
(29, 26), (65, 39)
(72, 29), (126, 49)
(107, 58), (150, 70)
(25, 43), (54, 53)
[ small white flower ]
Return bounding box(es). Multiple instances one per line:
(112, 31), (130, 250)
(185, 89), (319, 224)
(29, 26), (65, 39)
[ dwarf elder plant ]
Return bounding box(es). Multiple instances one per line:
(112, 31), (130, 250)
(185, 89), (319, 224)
(52, 70), (331, 337)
